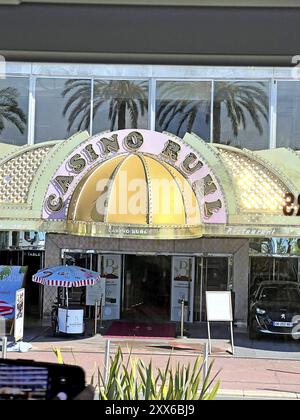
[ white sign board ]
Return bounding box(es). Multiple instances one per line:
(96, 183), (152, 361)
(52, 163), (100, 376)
(14, 288), (25, 342)
(86, 279), (106, 306)
(206, 291), (233, 322)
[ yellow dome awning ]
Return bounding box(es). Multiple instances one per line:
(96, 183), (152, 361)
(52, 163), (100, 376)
(68, 153), (201, 228)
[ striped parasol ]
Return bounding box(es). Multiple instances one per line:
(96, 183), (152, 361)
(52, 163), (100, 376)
(32, 265), (101, 288)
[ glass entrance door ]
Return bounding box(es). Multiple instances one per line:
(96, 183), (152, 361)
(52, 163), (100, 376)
(194, 256), (232, 322)
(62, 252), (97, 307)
(171, 256), (195, 323)
(63, 252), (123, 320)
(123, 255), (172, 322)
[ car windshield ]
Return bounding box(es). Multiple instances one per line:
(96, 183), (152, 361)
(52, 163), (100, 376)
(259, 286), (300, 303)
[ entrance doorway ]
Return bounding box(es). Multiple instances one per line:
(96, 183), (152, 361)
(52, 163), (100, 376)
(123, 255), (172, 322)
(22, 251), (44, 317)
(194, 256), (232, 322)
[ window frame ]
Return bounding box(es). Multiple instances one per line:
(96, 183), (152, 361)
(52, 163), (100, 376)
(3, 63), (299, 150)
(0, 74), (30, 147)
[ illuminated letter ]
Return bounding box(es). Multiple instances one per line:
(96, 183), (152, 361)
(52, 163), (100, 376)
(161, 140), (181, 162)
(54, 176), (74, 195)
(203, 174), (217, 196)
(204, 200), (222, 218)
(46, 195), (64, 213)
(124, 131), (144, 151)
(69, 154), (86, 174)
(99, 134), (119, 154)
(182, 153), (203, 174)
(84, 144), (99, 162)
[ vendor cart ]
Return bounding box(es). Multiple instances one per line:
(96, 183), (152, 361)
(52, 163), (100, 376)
(33, 265), (102, 337)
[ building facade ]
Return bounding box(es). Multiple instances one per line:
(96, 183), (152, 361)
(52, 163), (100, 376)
(1, 127), (300, 327)
(1, 1), (300, 330)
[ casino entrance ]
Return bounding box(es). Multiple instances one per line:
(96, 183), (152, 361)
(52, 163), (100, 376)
(123, 255), (172, 322)
(56, 235), (251, 328)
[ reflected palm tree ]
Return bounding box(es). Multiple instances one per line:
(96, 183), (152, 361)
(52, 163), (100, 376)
(62, 80), (148, 132)
(157, 82), (268, 143)
(214, 82), (269, 144)
(0, 87), (26, 134)
(156, 83), (211, 136)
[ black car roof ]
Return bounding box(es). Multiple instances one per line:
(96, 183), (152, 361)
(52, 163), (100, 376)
(258, 281), (300, 288)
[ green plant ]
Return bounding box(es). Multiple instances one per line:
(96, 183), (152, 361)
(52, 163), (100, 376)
(52, 347), (64, 364)
(94, 347), (220, 401)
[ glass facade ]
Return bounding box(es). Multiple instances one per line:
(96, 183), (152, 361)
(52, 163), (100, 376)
(92, 79), (149, 134)
(156, 81), (211, 140)
(277, 81), (300, 150)
(1, 63), (300, 151)
(35, 78), (92, 142)
(213, 81), (270, 150)
(0, 77), (29, 146)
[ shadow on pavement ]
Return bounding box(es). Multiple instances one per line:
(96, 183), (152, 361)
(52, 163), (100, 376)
(19, 318), (300, 359)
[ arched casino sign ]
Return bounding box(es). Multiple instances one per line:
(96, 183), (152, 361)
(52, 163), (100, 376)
(1, 129), (300, 239)
(43, 130), (227, 239)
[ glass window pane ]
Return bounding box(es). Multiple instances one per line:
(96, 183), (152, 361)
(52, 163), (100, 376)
(35, 78), (92, 143)
(274, 258), (298, 282)
(0, 77), (29, 146)
(250, 257), (273, 296)
(277, 81), (300, 150)
(92, 80), (149, 134)
(156, 81), (211, 140)
(213, 81), (270, 150)
(0, 232), (9, 248)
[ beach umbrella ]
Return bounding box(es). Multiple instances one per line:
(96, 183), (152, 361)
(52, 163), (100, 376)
(32, 265), (101, 288)
(32, 265), (101, 307)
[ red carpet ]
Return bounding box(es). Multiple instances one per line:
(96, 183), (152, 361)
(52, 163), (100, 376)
(105, 322), (176, 339)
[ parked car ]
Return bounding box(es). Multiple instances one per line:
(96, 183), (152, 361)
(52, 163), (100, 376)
(249, 281), (300, 339)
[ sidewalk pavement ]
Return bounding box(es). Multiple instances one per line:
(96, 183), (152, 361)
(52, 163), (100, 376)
(3, 326), (300, 400)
